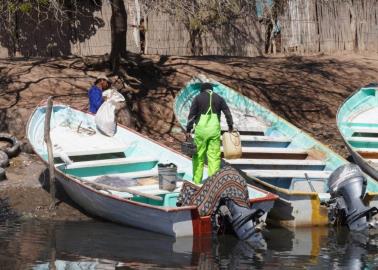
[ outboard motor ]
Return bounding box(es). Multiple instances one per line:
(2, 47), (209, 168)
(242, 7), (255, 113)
(216, 198), (266, 245)
(327, 164), (378, 231)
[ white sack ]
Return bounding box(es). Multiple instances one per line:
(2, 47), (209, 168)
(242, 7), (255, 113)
(95, 89), (125, 136)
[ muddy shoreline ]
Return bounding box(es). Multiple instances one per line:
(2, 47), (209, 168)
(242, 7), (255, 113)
(1, 52), (378, 221)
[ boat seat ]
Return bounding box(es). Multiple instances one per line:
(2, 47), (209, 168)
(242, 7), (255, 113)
(225, 159), (325, 166)
(233, 135), (290, 143)
(64, 157), (158, 170)
(222, 146), (308, 159)
(347, 137), (378, 143)
(352, 127), (378, 134)
(356, 148), (378, 153)
(222, 147), (307, 154)
(221, 124), (265, 133)
(244, 170), (332, 179)
(54, 147), (126, 157)
(225, 158), (326, 170)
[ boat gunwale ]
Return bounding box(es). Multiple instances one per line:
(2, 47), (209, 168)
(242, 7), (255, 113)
(26, 102), (278, 215)
(176, 78), (378, 196)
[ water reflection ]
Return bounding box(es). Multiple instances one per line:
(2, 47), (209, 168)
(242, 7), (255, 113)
(0, 220), (377, 269)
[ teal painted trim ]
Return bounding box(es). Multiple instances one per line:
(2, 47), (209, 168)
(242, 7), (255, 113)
(348, 141), (378, 148)
(63, 161), (158, 178)
(340, 122), (378, 128)
(131, 193), (179, 207)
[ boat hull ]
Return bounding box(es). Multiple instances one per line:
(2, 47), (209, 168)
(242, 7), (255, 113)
(27, 103), (277, 237)
(175, 78), (378, 228)
(55, 169), (275, 237)
(252, 179), (328, 227)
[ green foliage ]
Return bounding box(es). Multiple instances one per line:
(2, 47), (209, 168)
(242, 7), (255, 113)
(38, 0), (50, 5)
(152, 0), (255, 34)
(2, 0), (53, 14)
(19, 3), (33, 13)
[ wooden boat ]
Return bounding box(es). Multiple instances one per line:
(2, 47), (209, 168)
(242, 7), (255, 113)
(174, 76), (378, 227)
(337, 83), (378, 180)
(26, 103), (277, 237)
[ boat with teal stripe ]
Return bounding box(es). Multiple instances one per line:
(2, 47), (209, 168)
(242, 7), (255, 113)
(26, 102), (277, 237)
(337, 83), (378, 181)
(174, 76), (378, 227)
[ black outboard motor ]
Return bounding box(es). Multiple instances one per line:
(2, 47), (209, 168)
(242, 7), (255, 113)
(327, 164), (378, 231)
(217, 198), (266, 245)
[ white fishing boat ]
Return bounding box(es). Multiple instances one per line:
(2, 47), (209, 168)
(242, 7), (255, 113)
(174, 77), (378, 227)
(337, 83), (378, 180)
(26, 103), (277, 237)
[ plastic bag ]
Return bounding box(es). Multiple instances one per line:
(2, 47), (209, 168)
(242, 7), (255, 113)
(95, 89), (125, 136)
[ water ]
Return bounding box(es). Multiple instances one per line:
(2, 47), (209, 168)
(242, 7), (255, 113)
(0, 220), (378, 270)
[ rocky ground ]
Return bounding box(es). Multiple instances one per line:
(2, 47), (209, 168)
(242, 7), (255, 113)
(0, 52), (378, 221)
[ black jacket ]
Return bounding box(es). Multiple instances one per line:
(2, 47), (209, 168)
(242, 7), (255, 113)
(186, 90), (233, 132)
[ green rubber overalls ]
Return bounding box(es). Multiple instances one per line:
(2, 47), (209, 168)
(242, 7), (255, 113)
(193, 90), (221, 184)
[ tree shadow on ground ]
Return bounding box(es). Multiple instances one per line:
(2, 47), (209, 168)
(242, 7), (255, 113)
(0, 1), (104, 57)
(1, 53), (377, 156)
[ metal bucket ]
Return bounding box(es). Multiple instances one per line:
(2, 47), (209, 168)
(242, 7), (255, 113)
(181, 138), (196, 157)
(158, 163), (177, 191)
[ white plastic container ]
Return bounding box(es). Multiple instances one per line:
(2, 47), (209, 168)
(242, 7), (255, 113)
(222, 131), (242, 159)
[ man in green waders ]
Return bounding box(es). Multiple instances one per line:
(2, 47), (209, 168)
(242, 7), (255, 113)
(186, 82), (234, 184)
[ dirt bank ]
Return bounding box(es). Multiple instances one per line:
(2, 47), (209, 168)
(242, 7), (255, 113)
(1, 52), (378, 220)
(0, 153), (90, 221)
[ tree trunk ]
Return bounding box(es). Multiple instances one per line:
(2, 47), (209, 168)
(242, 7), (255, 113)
(189, 29), (203, 56)
(110, 0), (128, 74)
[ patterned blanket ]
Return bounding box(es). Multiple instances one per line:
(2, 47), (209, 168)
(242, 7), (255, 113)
(177, 166), (250, 216)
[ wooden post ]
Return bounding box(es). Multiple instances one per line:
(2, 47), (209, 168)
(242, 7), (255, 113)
(44, 97), (56, 210)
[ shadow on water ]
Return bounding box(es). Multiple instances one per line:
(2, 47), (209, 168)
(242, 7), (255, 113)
(0, 220), (378, 269)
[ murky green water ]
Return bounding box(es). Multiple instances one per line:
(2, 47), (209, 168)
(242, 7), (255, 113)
(0, 219), (378, 270)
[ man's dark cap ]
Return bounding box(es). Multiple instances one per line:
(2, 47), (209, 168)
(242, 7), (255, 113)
(201, 82), (213, 92)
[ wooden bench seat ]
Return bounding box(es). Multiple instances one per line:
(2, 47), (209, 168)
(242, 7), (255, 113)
(348, 136), (378, 142)
(244, 169), (332, 179)
(225, 159), (325, 166)
(54, 147), (126, 158)
(352, 127), (378, 134)
(222, 147), (307, 154)
(222, 146), (308, 159)
(234, 135), (290, 143)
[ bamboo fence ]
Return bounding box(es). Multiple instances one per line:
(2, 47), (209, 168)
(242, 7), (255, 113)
(0, 0), (376, 57)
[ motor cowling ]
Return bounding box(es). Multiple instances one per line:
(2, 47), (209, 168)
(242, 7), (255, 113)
(327, 164), (378, 231)
(217, 198), (266, 245)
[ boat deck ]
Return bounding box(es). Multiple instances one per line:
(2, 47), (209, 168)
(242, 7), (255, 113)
(44, 110), (271, 208)
(222, 125), (331, 193)
(344, 108), (378, 157)
(51, 125), (129, 158)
